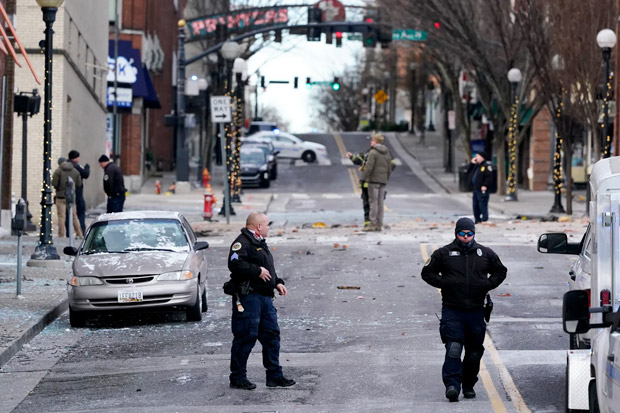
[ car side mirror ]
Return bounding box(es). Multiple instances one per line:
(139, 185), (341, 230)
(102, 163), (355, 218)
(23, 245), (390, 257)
(63, 246), (78, 256)
(537, 233), (568, 253)
(273, 150), (280, 155)
(194, 241), (209, 251)
(563, 290), (590, 334)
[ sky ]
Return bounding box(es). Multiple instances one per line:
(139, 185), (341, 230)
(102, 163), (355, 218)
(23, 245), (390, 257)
(244, 3), (365, 133)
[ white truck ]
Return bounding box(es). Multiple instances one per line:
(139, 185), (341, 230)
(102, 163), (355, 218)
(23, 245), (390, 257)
(538, 156), (620, 412)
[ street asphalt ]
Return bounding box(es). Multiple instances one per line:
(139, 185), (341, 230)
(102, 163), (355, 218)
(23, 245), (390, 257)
(0, 130), (588, 412)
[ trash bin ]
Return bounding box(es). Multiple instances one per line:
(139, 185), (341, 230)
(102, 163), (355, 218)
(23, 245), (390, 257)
(459, 163), (472, 192)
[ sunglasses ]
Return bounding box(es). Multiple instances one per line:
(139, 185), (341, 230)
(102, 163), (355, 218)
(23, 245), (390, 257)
(457, 231), (475, 237)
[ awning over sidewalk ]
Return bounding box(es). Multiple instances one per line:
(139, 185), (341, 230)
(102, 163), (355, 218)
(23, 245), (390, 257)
(107, 40), (160, 109)
(0, 3), (40, 84)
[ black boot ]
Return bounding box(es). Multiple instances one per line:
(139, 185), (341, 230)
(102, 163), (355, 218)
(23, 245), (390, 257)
(445, 386), (459, 402)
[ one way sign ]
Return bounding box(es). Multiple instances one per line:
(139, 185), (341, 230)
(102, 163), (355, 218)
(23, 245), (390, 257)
(210, 96), (232, 123)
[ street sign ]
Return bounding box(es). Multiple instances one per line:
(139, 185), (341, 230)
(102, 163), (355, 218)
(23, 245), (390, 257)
(347, 33), (362, 41)
(392, 29), (427, 41)
(210, 96), (232, 123)
(374, 89), (388, 104)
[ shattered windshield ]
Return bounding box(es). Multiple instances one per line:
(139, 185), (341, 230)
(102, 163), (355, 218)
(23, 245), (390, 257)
(82, 219), (189, 255)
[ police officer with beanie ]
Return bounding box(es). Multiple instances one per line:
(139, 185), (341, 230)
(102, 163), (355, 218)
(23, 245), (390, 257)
(421, 218), (506, 402)
(67, 150), (89, 234)
(467, 151), (494, 223)
(227, 211), (295, 390)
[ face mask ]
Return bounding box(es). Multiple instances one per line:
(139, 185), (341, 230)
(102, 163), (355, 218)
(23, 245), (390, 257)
(455, 237), (475, 250)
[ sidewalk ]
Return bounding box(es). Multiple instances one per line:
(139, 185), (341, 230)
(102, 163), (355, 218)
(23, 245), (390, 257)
(393, 130), (587, 220)
(0, 164), (273, 371)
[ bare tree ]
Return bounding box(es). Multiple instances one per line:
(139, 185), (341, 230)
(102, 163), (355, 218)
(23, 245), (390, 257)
(313, 66), (363, 131)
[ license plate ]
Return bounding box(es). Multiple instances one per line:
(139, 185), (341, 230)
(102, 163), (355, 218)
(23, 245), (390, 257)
(118, 290), (143, 303)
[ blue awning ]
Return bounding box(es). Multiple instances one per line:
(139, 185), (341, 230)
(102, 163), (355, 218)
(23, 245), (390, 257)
(108, 40), (160, 109)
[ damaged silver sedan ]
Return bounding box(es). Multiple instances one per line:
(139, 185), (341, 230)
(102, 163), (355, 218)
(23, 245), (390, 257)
(63, 211), (209, 327)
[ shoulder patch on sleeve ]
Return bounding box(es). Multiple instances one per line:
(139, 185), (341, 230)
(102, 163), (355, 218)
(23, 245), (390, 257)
(232, 242), (242, 251)
(481, 166), (486, 172)
(424, 257), (432, 266)
(487, 165), (493, 172)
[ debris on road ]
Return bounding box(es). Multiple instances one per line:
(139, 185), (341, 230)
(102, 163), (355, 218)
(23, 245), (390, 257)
(337, 286), (360, 290)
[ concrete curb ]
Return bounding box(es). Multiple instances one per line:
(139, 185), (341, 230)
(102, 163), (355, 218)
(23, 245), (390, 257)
(0, 299), (68, 369)
(391, 133), (451, 194)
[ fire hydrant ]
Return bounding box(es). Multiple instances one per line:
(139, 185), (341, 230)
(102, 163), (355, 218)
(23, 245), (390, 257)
(203, 185), (216, 221)
(202, 168), (211, 188)
(155, 180), (161, 195)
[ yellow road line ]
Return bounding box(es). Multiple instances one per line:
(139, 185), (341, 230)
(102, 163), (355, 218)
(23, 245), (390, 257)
(421, 243), (509, 412)
(485, 334), (531, 412)
(332, 132), (361, 194)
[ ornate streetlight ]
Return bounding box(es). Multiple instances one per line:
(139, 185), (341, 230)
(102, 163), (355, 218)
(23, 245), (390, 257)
(30, 0), (64, 261)
(550, 55), (566, 213)
(231, 57), (247, 203)
(596, 29), (617, 158)
(505, 67), (522, 202)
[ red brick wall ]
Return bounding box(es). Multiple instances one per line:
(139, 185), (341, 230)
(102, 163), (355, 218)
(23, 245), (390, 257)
(529, 106), (552, 191)
(120, 113), (142, 175)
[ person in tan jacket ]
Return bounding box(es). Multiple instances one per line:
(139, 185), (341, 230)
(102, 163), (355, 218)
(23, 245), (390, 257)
(360, 133), (393, 232)
(52, 157), (83, 238)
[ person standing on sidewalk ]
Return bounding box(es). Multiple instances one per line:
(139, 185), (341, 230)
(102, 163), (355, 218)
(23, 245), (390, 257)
(98, 154), (126, 213)
(227, 212), (295, 390)
(347, 148), (371, 228)
(361, 133), (393, 232)
(421, 218), (507, 402)
(467, 151), (494, 223)
(52, 157), (83, 238)
(67, 150), (90, 234)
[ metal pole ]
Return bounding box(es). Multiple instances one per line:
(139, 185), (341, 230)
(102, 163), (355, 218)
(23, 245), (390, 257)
(505, 82), (519, 201)
(21, 112), (35, 231)
(220, 123), (230, 225)
(16, 231), (22, 296)
(31, 7), (59, 260)
(113, 0), (119, 160)
(254, 71), (259, 120)
(0, 76), (5, 229)
(175, 20), (189, 181)
(602, 47), (612, 158)
(196, 92), (204, 185)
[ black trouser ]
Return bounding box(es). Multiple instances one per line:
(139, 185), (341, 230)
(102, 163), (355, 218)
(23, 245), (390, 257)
(66, 189), (86, 234)
(472, 190), (489, 223)
(361, 185), (369, 222)
(107, 194), (125, 213)
(439, 306), (486, 391)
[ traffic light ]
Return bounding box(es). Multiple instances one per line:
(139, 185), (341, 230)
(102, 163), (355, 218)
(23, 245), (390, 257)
(335, 32), (343, 48)
(294, 77), (298, 88)
(332, 77), (340, 91)
(307, 7), (322, 41)
(260, 76), (265, 88)
(216, 24), (227, 42)
(305, 77), (312, 89)
(377, 24), (393, 49)
(362, 17), (377, 48)
(274, 29), (282, 43)
(325, 31), (333, 44)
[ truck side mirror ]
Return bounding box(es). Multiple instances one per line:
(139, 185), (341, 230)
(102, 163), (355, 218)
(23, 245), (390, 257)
(563, 290), (590, 334)
(63, 246), (78, 256)
(537, 233), (568, 253)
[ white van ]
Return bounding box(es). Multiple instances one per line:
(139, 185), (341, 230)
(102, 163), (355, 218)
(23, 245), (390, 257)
(538, 156), (620, 412)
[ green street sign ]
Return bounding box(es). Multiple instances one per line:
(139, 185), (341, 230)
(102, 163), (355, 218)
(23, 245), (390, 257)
(348, 33), (362, 41)
(392, 29), (427, 41)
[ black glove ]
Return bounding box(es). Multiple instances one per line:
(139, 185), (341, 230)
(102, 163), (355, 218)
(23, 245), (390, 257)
(484, 293), (493, 323)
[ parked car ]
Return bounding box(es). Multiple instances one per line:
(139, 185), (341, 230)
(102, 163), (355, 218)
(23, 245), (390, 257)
(247, 121), (278, 135)
(63, 211), (209, 327)
(240, 146), (271, 188)
(242, 137), (279, 180)
(245, 130), (327, 163)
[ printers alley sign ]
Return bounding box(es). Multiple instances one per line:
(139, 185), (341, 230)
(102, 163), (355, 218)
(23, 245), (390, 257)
(187, 7), (289, 41)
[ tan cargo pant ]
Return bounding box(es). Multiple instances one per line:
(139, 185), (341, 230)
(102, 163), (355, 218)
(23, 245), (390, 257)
(368, 183), (386, 228)
(56, 198), (83, 238)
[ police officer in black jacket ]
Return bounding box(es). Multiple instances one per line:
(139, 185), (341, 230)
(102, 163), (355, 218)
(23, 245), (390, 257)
(467, 151), (494, 223)
(67, 150), (89, 234)
(421, 218), (507, 402)
(98, 154), (126, 213)
(227, 212), (295, 390)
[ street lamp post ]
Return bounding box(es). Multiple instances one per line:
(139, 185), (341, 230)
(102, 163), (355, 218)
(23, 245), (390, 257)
(505, 67), (522, 202)
(231, 58), (247, 203)
(409, 62), (417, 134)
(597, 29), (617, 158)
(550, 55), (566, 214)
(196, 78), (208, 185)
(427, 82), (436, 132)
(175, 20), (190, 182)
(31, 0), (64, 261)
(218, 41), (242, 217)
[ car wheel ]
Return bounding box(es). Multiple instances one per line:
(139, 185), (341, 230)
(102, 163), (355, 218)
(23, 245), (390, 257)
(186, 284), (203, 322)
(302, 150), (316, 163)
(69, 307), (86, 328)
(201, 283), (208, 313)
(588, 379), (599, 413)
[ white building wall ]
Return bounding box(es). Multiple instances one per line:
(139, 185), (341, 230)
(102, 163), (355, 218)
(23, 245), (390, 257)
(13, 1), (108, 229)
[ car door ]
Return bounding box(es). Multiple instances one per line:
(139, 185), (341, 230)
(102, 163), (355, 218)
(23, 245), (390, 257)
(604, 327), (620, 410)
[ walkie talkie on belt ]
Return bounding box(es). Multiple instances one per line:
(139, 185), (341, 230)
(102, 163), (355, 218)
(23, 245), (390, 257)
(484, 293), (493, 322)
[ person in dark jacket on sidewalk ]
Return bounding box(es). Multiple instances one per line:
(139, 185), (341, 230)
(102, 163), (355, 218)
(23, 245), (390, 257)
(347, 148), (371, 228)
(67, 150), (90, 234)
(467, 151), (494, 223)
(421, 218), (507, 402)
(360, 134), (393, 232)
(52, 157), (83, 238)
(98, 154), (126, 213)
(227, 212), (295, 390)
